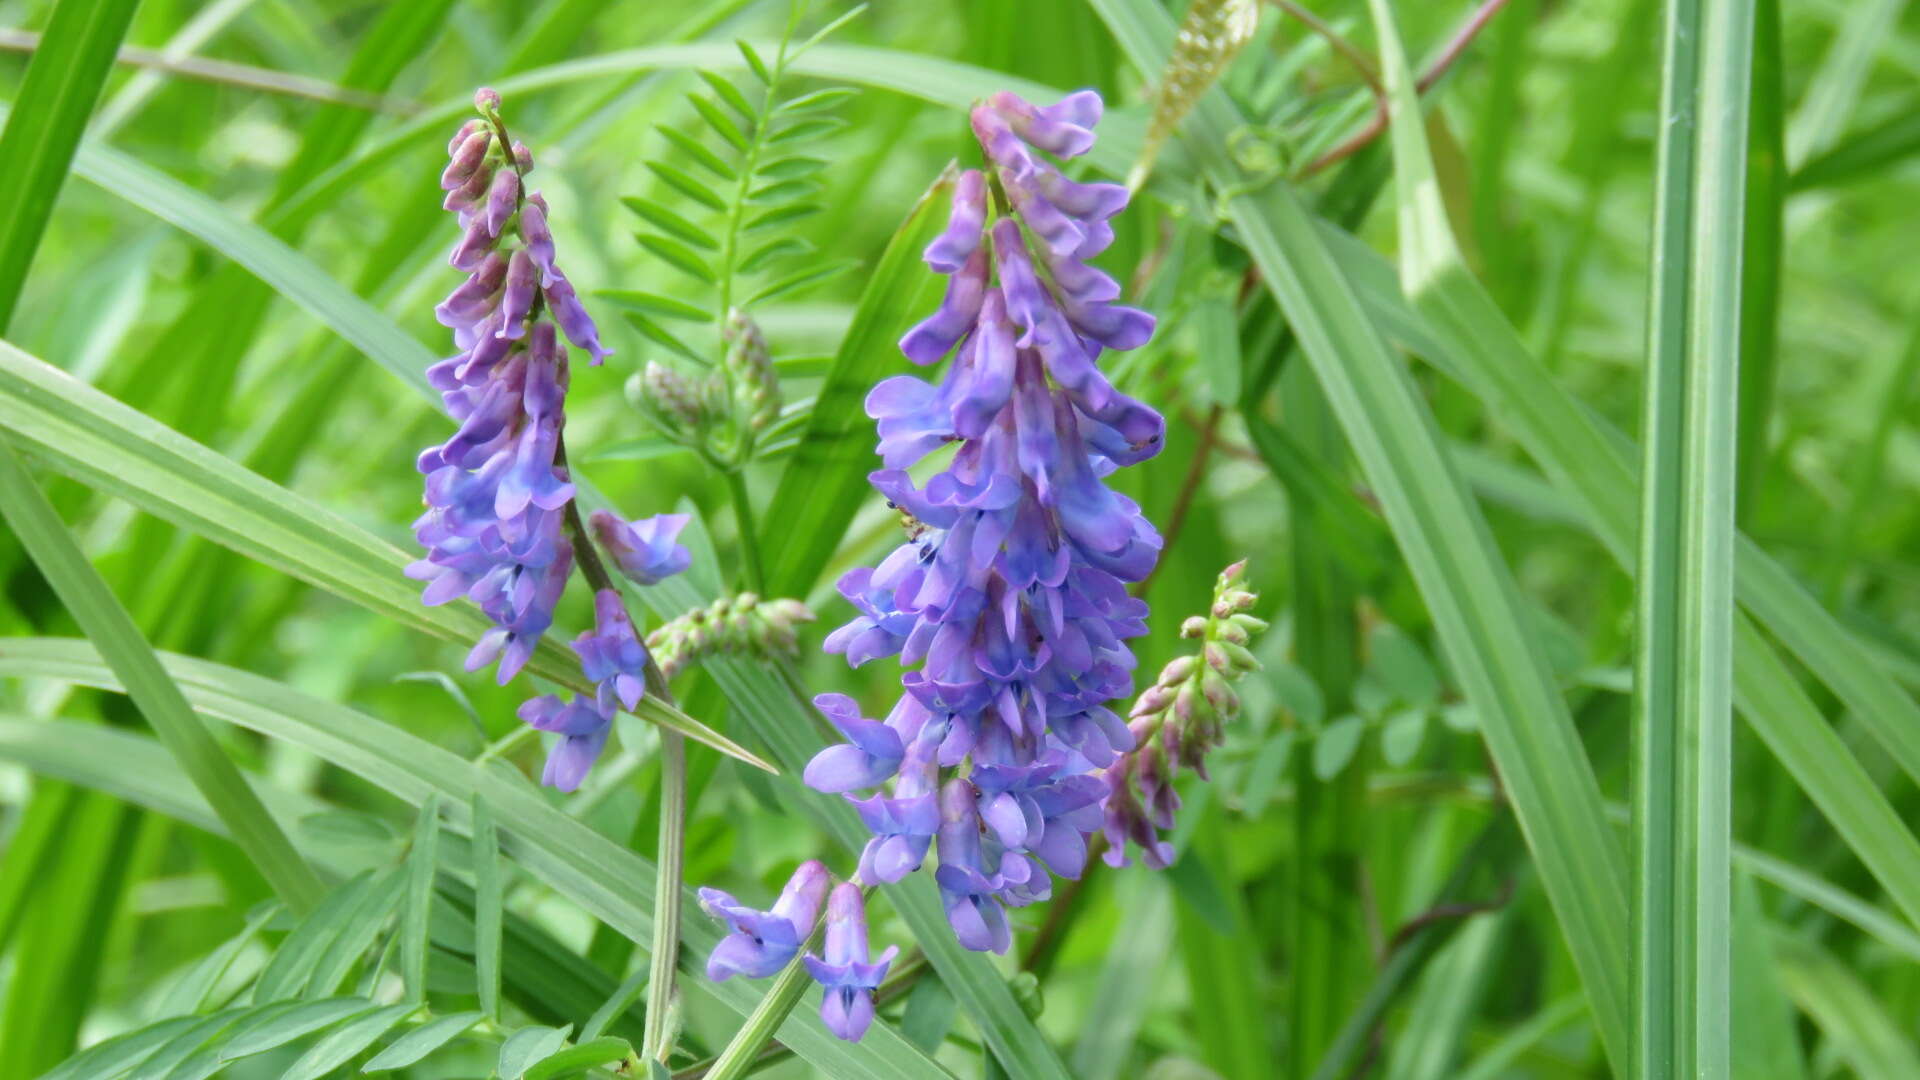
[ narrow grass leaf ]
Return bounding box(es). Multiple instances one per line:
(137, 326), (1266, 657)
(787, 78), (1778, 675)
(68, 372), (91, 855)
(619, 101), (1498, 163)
(360, 1010), (485, 1072)
(472, 794), (504, 1021)
(0, 441), (325, 912)
(403, 795), (443, 1003)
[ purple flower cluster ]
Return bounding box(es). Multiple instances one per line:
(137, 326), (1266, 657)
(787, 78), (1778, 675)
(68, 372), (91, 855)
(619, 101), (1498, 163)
(408, 90), (688, 791)
(697, 88), (1162, 1044)
(409, 90), (611, 685)
(815, 88), (1163, 955)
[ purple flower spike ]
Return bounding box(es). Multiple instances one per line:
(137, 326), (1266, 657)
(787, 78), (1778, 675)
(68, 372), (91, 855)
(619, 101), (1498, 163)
(803, 694), (905, 794)
(701, 860), (830, 981)
(589, 510), (691, 585)
(924, 169), (987, 272)
(413, 92), (672, 795)
(804, 884), (897, 1042)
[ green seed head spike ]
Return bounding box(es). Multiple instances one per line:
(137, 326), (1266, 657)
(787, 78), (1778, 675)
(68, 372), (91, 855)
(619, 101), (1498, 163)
(1129, 0), (1259, 193)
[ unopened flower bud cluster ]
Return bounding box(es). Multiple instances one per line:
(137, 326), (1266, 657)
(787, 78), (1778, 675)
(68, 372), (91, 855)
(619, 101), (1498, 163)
(646, 592), (815, 680)
(1103, 560), (1266, 867)
(631, 306), (782, 464)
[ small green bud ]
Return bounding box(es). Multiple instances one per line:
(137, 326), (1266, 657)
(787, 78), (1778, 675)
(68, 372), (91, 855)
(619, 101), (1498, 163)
(1179, 615), (1209, 639)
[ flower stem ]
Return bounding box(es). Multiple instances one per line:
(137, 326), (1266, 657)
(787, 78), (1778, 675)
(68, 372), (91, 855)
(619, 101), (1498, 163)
(725, 468), (767, 593)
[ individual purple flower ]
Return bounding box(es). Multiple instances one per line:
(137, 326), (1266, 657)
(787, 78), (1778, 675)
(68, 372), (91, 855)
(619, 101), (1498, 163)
(574, 589), (647, 716)
(804, 884), (897, 1042)
(934, 778), (1011, 954)
(589, 510), (692, 585)
(700, 860), (830, 981)
(803, 694), (905, 793)
(518, 692), (609, 792)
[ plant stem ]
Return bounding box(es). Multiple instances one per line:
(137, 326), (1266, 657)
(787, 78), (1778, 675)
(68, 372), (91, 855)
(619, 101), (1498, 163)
(644, 730), (687, 1062)
(694, 929), (820, 1080)
(726, 468), (768, 593)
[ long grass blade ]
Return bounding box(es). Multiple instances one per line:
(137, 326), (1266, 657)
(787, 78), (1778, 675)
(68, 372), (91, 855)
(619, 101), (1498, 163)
(1632, 0), (1750, 1070)
(0, 444), (326, 912)
(0, 0), (140, 328)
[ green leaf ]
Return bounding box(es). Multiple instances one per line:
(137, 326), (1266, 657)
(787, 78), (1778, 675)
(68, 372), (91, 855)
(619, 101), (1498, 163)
(523, 1036), (635, 1080)
(472, 794), (504, 1022)
(749, 261), (851, 305)
(596, 289), (714, 322)
(738, 236), (812, 274)
(768, 117), (844, 144)
(698, 70), (758, 119)
(688, 92), (751, 151)
(616, 309), (708, 366)
(219, 998), (372, 1062)
(1773, 933), (1920, 1080)
(634, 232), (718, 284)
(655, 123), (738, 180)
(758, 156), (827, 179)
(499, 1025), (573, 1080)
(255, 875), (385, 1000)
(1380, 709), (1428, 768)
(360, 1010), (484, 1072)
(778, 87), (858, 114)
(307, 868), (408, 997)
(1621, 0), (1749, 1062)
(280, 1003), (417, 1080)
(0, 0), (140, 329)
(622, 197), (719, 250)
(758, 166), (950, 596)
(157, 902), (280, 1016)
(403, 795), (442, 1003)
(743, 202), (820, 232)
(0, 440), (325, 912)
(124, 1009), (249, 1080)
(735, 39), (771, 84)
(38, 1016), (205, 1080)
(748, 177), (821, 204)
(1312, 715), (1365, 781)
(646, 160), (728, 211)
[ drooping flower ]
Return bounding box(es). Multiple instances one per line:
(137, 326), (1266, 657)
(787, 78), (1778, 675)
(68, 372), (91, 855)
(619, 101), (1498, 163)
(700, 860), (831, 981)
(589, 509), (692, 585)
(804, 883), (897, 1042)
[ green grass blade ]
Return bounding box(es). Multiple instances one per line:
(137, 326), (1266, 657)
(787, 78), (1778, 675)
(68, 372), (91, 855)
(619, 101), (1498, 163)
(402, 795), (443, 1004)
(758, 165), (950, 598)
(0, 441), (326, 912)
(0, 638), (950, 1080)
(1088, 0), (1634, 1065)
(1732, 876), (1807, 1080)
(1772, 932), (1920, 1080)
(0, 0), (140, 329)
(1632, 0), (1749, 1069)
(471, 793), (504, 1022)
